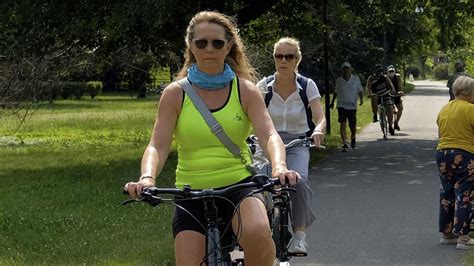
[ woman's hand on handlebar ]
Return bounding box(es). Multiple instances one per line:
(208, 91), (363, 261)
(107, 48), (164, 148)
(272, 165), (300, 186)
(311, 131), (325, 148)
(123, 177), (155, 199)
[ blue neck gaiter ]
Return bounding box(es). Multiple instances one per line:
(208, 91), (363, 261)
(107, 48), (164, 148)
(187, 63), (235, 90)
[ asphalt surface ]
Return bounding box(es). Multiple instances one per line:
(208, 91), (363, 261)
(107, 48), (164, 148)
(293, 80), (466, 265)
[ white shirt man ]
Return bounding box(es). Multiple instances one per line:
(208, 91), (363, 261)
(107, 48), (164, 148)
(330, 62), (363, 151)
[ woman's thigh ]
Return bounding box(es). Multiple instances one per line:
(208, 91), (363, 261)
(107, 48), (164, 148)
(286, 145), (310, 179)
(437, 149), (473, 182)
(175, 230), (206, 266)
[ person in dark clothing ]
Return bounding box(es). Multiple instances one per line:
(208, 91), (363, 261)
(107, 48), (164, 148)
(367, 64), (396, 135)
(447, 60), (471, 101)
(387, 65), (404, 131)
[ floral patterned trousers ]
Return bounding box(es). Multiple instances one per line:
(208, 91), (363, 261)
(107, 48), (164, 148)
(436, 149), (474, 236)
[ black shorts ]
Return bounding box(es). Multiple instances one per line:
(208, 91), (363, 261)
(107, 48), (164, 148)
(392, 95), (402, 105)
(172, 177), (264, 238)
(377, 94), (393, 106)
(337, 107), (357, 128)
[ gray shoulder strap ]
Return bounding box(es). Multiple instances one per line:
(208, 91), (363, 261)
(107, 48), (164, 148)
(177, 78), (241, 158)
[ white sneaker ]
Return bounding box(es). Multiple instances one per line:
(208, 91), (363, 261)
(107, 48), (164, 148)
(288, 236), (307, 255)
(456, 237), (474, 250)
(440, 237), (458, 244)
(440, 234), (458, 244)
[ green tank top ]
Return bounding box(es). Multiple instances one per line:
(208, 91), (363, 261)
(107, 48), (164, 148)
(174, 77), (252, 189)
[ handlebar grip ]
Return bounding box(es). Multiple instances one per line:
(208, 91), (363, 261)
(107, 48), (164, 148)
(271, 178), (281, 186)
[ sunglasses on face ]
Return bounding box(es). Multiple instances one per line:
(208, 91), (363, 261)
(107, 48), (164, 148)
(194, 39), (226, 49)
(274, 54), (296, 61)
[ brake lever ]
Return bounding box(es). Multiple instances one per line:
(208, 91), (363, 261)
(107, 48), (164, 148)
(122, 198), (142, 205)
(309, 144), (326, 150)
(280, 187), (297, 193)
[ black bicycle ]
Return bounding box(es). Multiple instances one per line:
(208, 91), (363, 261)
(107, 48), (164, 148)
(248, 136), (324, 263)
(373, 94), (393, 140)
(123, 174), (282, 266)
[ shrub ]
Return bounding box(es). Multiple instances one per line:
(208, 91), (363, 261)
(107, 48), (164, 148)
(405, 66), (420, 78)
(86, 81), (103, 99)
(60, 82), (87, 99)
(433, 64), (448, 80)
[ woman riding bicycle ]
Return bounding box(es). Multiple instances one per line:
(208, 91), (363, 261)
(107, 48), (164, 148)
(124, 11), (299, 266)
(367, 64), (396, 135)
(256, 37), (326, 255)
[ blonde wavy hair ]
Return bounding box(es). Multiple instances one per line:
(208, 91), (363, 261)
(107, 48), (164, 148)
(453, 75), (474, 98)
(176, 11), (257, 83)
(273, 37), (303, 71)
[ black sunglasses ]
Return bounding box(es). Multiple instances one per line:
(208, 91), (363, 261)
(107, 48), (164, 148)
(274, 54), (296, 61)
(194, 39), (226, 50)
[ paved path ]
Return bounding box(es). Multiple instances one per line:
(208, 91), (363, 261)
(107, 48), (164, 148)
(294, 80), (465, 265)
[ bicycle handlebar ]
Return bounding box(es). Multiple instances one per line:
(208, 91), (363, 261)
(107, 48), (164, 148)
(122, 174), (282, 206)
(284, 136), (326, 150)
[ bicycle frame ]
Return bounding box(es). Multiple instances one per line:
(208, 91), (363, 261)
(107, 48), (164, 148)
(203, 197), (231, 265)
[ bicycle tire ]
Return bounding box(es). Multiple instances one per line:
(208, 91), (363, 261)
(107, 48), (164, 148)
(271, 204), (284, 260)
(380, 108), (388, 140)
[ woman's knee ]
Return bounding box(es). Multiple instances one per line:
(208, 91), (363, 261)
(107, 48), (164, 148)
(233, 198), (272, 244)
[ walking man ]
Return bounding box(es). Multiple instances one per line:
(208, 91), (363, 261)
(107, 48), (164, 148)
(330, 62), (363, 152)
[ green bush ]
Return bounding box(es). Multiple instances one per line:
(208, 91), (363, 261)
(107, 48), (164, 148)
(86, 81), (103, 99)
(60, 82), (87, 99)
(405, 66), (420, 78)
(433, 64), (448, 80)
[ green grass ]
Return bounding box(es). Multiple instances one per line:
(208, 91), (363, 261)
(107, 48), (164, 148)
(0, 84), (414, 264)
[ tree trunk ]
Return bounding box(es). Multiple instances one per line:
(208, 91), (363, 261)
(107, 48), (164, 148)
(419, 56), (426, 79)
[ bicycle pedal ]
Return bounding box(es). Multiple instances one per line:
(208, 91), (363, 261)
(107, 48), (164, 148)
(288, 251), (307, 257)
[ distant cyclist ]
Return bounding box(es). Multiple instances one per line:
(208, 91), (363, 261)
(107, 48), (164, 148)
(387, 65), (404, 131)
(367, 64), (396, 135)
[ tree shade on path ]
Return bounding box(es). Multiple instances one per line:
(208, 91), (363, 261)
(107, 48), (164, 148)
(296, 81), (464, 265)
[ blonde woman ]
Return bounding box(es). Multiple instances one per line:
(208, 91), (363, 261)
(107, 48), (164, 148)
(125, 11), (300, 265)
(436, 76), (474, 250)
(256, 37), (326, 255)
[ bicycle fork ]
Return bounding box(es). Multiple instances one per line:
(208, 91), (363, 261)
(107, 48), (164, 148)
(204, 199), (226, 266)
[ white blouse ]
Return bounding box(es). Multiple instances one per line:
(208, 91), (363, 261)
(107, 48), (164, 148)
(256, 73), (321, 135)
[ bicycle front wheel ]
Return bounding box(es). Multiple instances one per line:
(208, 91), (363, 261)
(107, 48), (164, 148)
(271, 204), (283, 260)
(379, 108), (388, 140)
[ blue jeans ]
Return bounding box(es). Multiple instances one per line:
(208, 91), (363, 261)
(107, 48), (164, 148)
(436, 149), (473, 235)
